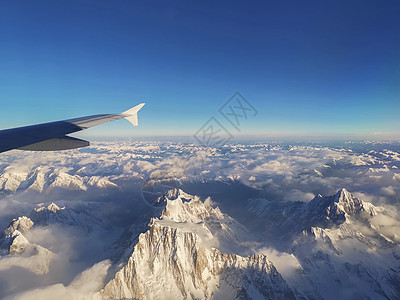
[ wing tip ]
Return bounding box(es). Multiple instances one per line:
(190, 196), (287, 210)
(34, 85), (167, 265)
(122, 103), (146, 126)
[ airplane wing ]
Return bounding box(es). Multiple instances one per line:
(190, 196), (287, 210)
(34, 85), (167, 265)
(0, 103), (145, 154)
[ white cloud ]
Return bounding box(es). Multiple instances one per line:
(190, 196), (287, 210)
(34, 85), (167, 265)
(0, 246), (52, 275)
(8, 260), (111, 300)
(258, 247), (302, 278)
(381, 186), (397, 196)
(1, 141), (400, 298)
(370, 210), (400, 243)
(393, 173), (400, 181)
(283, 190), (315, 202)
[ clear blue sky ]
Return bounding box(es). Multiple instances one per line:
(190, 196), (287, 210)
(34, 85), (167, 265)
(1, 0), (399, 138)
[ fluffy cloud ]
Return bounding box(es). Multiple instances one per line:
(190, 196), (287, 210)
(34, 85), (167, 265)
(2, 141), (400, 209)
(283, 189), (315, 202)
(381, 186), (397, 196)
(258, 247), (302, 278)
(370, 209), (400, 243)
(8, 260), (111, 300)
(1, 140), (400, 297)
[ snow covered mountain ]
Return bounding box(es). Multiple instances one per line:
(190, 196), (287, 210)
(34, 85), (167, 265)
(248, 188), (379, 240)
(0, 216), (53, 275)
(0, 167), (118, 193)
(30, 202), (105, 233)
(248, 188), (400, 299)
(0, 200), (109, 278)
(1, 141), (400, 299)
(1, 185), (400, 299)
(102, 189), (295, 300)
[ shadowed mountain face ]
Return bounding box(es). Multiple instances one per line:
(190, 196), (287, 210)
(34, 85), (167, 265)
(0, 141), (400, 299)
(246, 188), (400, 299)
(102, 189), (296, 300)
(246, 188), (376, 239)
(1, 187), (400, 299)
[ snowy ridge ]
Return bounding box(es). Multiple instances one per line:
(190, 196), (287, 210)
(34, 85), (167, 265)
(307, 188), (377, 226)
(248, 188), (400, 299)
(102, 189), (295, 299)
(248, 188), (382, 237)
(29, 202), (105, 233)
(160, 189), (224, 223)
(0, 218), (53, 275)
(3, 216), (34, 236)
(0, 167), (118, 193)
(159, 189), (250, 253)
(0, 199), (109, 280)
(1, 141), (400, 299)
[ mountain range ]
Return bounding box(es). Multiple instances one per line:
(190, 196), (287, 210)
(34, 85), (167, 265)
(1, 186), (400, 299)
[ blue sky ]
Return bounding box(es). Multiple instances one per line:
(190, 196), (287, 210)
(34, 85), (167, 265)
(0, 0), (399, 139)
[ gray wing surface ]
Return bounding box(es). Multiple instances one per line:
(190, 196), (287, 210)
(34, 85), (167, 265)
(0, 103), (145, 154)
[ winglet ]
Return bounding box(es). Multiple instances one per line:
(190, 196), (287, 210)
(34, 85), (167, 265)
(121, 103), (145, 126)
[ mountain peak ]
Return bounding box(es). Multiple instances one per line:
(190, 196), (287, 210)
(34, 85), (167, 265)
(155, 188), (193, 205)
(4, 216), (34, 235)
(35, 202), (64, 213)
(102, 189), (295, 300)
(301, 188), (379, 229)
(160, 189), (224, 223)
(334, 188), (351, 201)
(47, 202), (62, 212)
(8, 230), (29, 255)
(331, 188), (364, 216)
(29, 202), (104, 233)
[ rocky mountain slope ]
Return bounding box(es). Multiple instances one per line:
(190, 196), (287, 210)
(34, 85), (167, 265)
(0, 167), (118, 193)
(1, 187), (400, 299)
(0, 215), (53, 275)
(248, 188), (400, 299)
(102, 189), (295, 300)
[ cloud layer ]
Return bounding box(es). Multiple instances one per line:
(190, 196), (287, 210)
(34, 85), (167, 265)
(0, 140), (399, 298)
